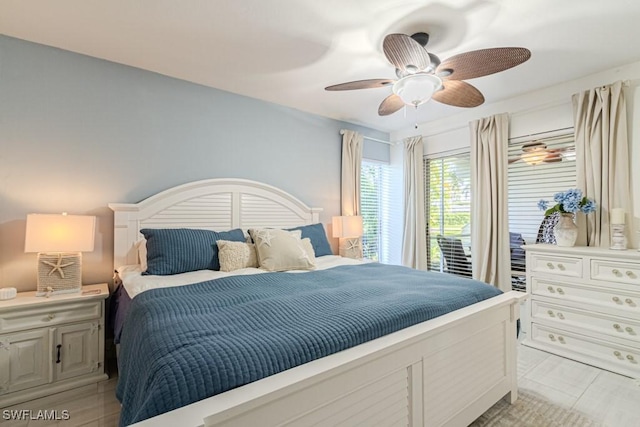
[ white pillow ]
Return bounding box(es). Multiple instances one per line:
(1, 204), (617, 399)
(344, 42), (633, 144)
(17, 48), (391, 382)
(135, 239), (148, 272)
(216, 240), (259, 272)
(249, 229), (315, 272)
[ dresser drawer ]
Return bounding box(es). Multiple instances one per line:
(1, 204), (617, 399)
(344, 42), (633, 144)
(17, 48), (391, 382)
(531, 277), (640, 317)
(532, 300), (640, 344)
(0, 301), (102, 334)
(529, 253), (582, 278)
(531, 324), (640, 377)
(591, 259), (640, 286)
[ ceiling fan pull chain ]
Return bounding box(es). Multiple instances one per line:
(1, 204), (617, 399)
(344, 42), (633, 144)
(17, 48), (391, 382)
(414, 105), (419, 129)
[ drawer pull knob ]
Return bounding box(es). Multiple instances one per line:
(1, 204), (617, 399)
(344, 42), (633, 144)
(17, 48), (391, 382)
(557, 313), (565, 320)
(625, 298), (634, 305)
(614, 351), (622, 357)
(614, 324), (622, 330)
(558, 264), (565, 270)
(47, 313), (55, 320)
(627, 355), (635, 362)
(547, 310), (555, 317)
(557, 288), (565, 295)
(558, 336), (566, 344)
(626, 327), (634, 333)
(626, 271), (635, 278)
(613, 297), (621, 303)
(548, 286), (556, 293)
(613, 269), (622, 276)
(548, 334), (556, 341)
(547, 262), (555, 269)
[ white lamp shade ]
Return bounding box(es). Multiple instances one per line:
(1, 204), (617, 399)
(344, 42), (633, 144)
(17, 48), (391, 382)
(332, 216), (363, 238)
(25, 214), (96, 253)
(392, 74), (442, 106)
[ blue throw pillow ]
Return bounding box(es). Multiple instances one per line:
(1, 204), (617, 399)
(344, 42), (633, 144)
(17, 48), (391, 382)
(141, 228), (245, 275)
(286, 223), (333, 257)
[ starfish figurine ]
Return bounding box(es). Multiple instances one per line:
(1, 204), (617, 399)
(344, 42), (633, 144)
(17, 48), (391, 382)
(42, 254), (75, 278)
(346, 238), (361, 258)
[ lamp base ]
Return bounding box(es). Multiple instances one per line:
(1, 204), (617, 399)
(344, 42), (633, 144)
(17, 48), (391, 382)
(338, 238), (363, 259)
(36, 252), (83, 296)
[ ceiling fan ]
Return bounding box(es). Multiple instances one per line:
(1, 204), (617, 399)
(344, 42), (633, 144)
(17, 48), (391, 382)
(508, 141), (575, 165)
(325, 32), (531, 116)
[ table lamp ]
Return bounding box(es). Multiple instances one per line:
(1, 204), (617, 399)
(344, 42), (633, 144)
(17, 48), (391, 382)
(332, 215), (363, 259)
(25, 213), (96, 296)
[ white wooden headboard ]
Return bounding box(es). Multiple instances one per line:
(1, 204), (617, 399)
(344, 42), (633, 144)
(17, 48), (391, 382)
(108, 178), (323, 269)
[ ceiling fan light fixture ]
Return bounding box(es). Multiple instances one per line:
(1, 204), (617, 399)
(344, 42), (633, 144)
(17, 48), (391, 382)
(392, 73), (443, 107)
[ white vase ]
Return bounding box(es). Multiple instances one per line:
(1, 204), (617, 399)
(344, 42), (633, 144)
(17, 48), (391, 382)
(554, 213), (578, 247)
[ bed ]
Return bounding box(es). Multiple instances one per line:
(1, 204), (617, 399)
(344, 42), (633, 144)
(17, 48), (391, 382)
(109, 178), (524, 427)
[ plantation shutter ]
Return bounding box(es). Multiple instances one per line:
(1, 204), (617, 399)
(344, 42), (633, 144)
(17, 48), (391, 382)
(361, 160), (393, 263)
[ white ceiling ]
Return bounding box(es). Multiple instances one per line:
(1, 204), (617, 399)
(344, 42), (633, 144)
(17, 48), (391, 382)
(2, 0), (640, 133)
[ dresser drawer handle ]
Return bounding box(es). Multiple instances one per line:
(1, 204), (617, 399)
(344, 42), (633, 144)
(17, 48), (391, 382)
(558, 336), (566, 344)
(557, 312), (565, 320)
(547, 310), (555, 317)
(626, 327), (635, 334)
(547, 286), (556, 293)
(47, 313), (55, 321)
(626, 271), (636, 278)
(614, 324), (622, 330)
(547, 262), (555, 269)
(557, 288), (565, 295)
(613, 297), (621, 303)
(626, 298), (634, 305)
(613, 269), (622, 277)
(557, 263), (565, 270)
(614, 351), (622, 357)
(627, 355), (636, 362)
(548, 334), (556, 341)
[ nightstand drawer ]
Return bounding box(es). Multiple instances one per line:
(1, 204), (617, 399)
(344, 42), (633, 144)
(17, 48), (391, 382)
(591, 259), (640, 286)
(532, 300), (640, 344)
(529, 253), (582, 278)
(0, 301), (102, 334)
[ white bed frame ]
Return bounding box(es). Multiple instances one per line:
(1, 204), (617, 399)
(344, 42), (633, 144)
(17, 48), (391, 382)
(109, 178), (525, 427)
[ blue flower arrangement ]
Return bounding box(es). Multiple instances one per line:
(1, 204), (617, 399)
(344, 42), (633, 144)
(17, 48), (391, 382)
(538, 189), (596, 217)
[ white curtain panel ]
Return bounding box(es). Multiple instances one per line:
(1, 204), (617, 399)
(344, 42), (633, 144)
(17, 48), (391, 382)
(573, 80), (631, 247)
(470, 113), (511, 291)
(340, 130), (363, 216)
(401, 136), (428, 270)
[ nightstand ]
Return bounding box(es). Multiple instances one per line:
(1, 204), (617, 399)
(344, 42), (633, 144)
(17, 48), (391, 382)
(0, 283), (109, 407)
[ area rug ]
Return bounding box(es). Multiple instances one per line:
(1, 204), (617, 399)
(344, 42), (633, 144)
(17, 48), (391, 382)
(470, 389), (602, 426)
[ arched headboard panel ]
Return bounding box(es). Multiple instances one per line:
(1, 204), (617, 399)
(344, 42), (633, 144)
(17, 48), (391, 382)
(108, 178), (323, 269)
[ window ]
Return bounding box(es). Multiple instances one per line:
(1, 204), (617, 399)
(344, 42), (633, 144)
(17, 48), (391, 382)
(360, 160), (392, 262)
(424, 153), (472, 277)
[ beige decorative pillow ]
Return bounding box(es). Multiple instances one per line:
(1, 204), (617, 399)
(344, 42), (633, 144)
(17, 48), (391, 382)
(216, 240), (258, 272)
(249, 229), (316, 272)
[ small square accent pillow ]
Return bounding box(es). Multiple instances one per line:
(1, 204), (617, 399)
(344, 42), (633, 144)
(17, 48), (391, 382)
(141, 228), (245, 275)
(249, 229), (315, 271)
(216, 240), (258, 272)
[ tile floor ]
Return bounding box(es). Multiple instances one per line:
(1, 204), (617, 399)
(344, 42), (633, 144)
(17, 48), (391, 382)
(4, 344), (640, 426)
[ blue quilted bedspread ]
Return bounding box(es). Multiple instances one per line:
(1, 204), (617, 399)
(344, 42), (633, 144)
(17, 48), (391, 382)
(116, 263), (502, 425)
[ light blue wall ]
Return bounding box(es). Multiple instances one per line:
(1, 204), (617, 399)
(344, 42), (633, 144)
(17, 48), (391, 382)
(0, 36), (389, 291)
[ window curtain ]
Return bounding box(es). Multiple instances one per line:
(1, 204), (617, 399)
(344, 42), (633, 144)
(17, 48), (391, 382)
(573, 80), (631, 247)
(470, 113), (511, 291)
(401, 136), (428, 269)
(340, 130), (363, 216)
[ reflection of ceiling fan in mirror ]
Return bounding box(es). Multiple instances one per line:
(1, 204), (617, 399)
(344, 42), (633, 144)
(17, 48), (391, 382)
(508, 141), (575, 165)
(325, 32), (531, 116)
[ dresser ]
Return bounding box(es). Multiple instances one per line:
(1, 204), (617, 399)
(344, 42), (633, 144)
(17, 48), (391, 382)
(523, 244), (640, 378)
(0, 283), (109, 407)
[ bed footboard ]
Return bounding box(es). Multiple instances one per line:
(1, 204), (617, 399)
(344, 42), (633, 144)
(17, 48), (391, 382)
(132, 291), (523, 427)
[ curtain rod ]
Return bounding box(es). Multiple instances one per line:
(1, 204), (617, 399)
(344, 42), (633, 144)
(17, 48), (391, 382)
(339, 129), (397, 146)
